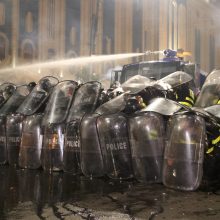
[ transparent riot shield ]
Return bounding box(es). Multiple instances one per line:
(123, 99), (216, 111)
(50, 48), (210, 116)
(142, 97), (183, 115)
(95, 93), (128, 115)
(63, 120), (81, 174)
(16, 76), (59, 115)
(0, 116), (7, 164)
(19, 114), (43, 169)
(97, 113), (133, 180)
(163, 114), (206, 191)
(0, 85), (31, 166)
(66, 81), (102, 122)
(63, 81), (102, 174)
(0, 83), (16, 108)
(121, 75), (153, 94)
(195, 70), (220, 108)
(157, 71), (193, 89)
(80, 114), (106, 178)
(41, 81), (77, 172)
(6, 114), (25, 167)
(0, 85), (31, 115)
(129, 112), (165, 183)
(41, 124), (65, 171)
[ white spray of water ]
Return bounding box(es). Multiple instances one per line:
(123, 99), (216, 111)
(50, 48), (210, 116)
(0, 51), (165, 85)
(0, 53), (144, 74)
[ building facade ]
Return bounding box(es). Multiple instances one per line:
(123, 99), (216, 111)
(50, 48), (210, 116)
(0, 0), (220, 78)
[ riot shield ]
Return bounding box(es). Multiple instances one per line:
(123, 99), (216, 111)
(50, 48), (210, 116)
(66, 81), (102, 122)
(41, 81), (77, 171)
(142, 97), (183, 116)
(157, 71), (193, 89)
(41, 124), (65, 171)
(97, 113), (133, 180)
(19, 114), (43, 169)
(95, 93), (128, 115)
(0, 85), (30, 165)
(121, 75), (153, 94)
(0, 116), (7, 164)
(0, 85), (31, 116)
(163, 114), (206, 191)
(80, 114), (106, 178)
(41, 80), (77, 126)
(63, 120), (81, 174)
(16, 76), (59, 115)
(195, 70), (220, 108)
(6, 114), (25, 166)
(0, 83), (16, 108)
(129, 112), (165, 183)
(63, 81), (102, 174)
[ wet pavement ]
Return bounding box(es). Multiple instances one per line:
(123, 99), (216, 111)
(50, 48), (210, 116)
(1, 167), (220, 220)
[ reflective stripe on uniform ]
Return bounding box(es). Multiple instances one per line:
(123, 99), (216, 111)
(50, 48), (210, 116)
(175, 93), (178, 100)
(189, 89), (195, 100)
(212, 135), (220, 145)
(179, 101), (193, 107)
(148, 130), (158, 140)
(206, 146), (214, 154)
(186, 97), (194, 104)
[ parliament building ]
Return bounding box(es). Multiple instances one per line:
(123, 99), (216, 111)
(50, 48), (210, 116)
(0, 0), (220, 81)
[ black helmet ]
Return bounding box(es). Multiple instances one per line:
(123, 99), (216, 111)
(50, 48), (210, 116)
(124, 96), (141, 114)
(28, 81), (37, 91)
(4, 84), (16, 94)
(3, 84), (16, 99)
(40, 78), (51, 91)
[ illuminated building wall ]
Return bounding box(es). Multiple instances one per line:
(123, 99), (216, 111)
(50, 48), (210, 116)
(0, 0), (220, 73)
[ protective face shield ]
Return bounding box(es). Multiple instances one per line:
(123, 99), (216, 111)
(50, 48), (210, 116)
(97, 113), (133, 180)
(163, 114), (206, 191)
(19, 114), (43, 169)
(6, 114), (25, 166)
(129, 112), (165, 183)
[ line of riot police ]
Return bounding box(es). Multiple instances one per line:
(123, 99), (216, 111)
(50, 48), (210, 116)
(0, 69), (220, 191)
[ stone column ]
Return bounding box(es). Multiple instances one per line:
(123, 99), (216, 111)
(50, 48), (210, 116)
(11, 0), (19, 68)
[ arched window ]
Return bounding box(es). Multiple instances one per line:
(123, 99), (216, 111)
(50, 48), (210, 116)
(0, 36), (6, 60)
(21, 40), (35, 62)
(23, 43), (34, 61)
(25, 11), (33, 33)
(66, 50), (77, 58)
(70, 26), (76, 46)
(48, 48), (56, 59)
(0, 3), (5, 25)
(0, 33), (9, 61)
